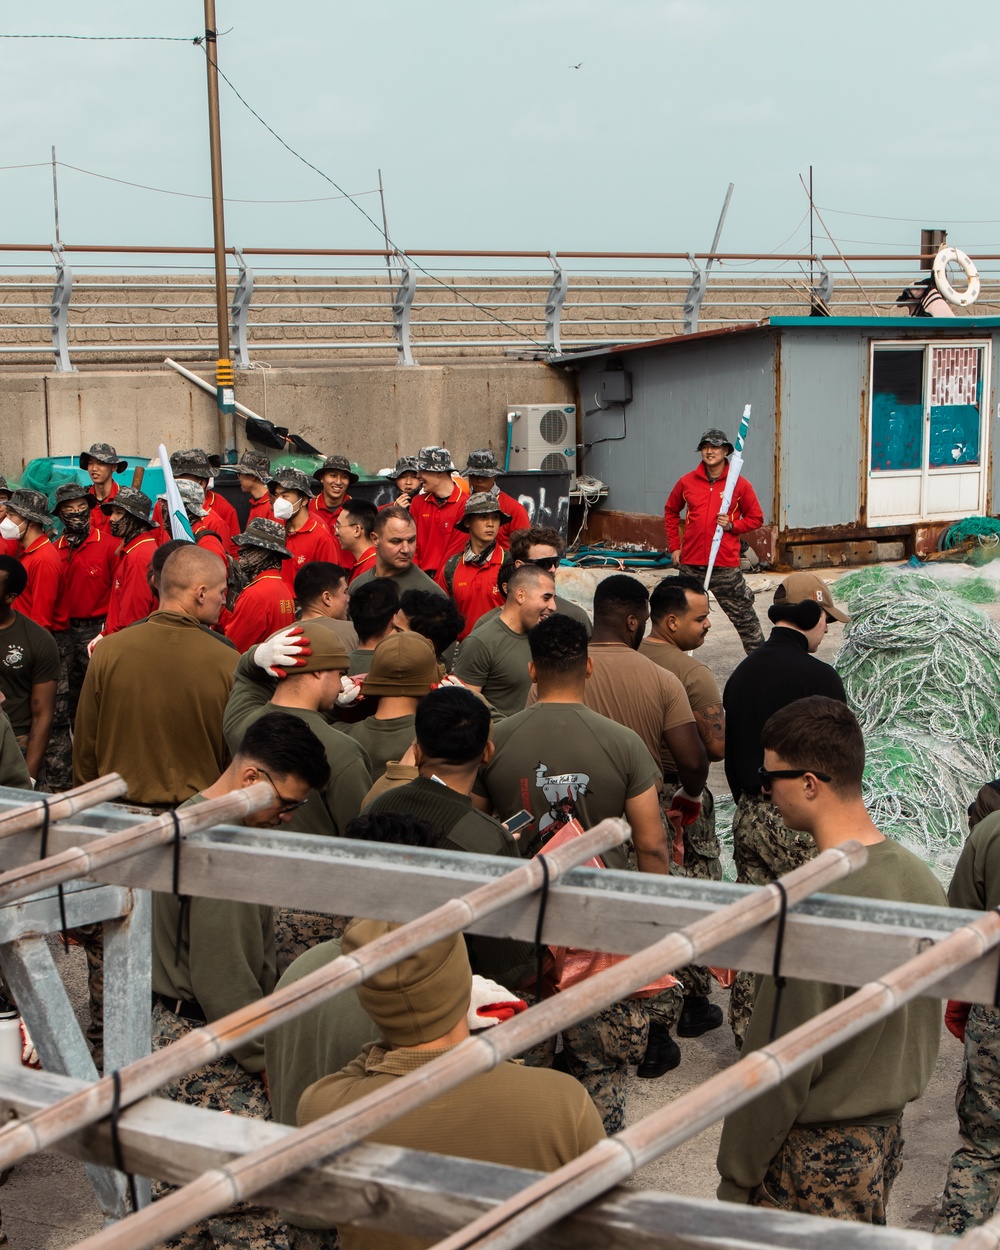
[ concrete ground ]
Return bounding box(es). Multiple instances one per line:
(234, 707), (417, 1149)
(5, 565), (977, 1245)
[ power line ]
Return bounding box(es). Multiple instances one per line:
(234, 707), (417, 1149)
(0, 32), (199, 42)
(821, 205), (1000, 226)
(200, 43), (547, 347)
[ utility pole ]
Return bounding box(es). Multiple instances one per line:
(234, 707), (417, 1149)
(203, 0), (236, 456)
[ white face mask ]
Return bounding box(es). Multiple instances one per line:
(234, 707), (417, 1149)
(0, 518), (20, 540)
(272, 497), (295, 522)
(206, 477), (215, 491)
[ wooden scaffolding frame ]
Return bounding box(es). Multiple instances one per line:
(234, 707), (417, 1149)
(0, 781), (996, 1250)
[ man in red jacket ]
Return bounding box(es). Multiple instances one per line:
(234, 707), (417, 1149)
(152, 449), (238, 553)
(461, 449), (531, 551)
(271, 467), (337, 591)
(225, 519), (296, 653)
(664, 428), (764, 654)
(235, 450), (274, 524)
(48, 484), (117, 789)
(437, 492), (508, 639)
(309, 454), (357, 559)
(100, 487), (159, 636)
(6, 489), (64, 633)
(411, 446), (466, 577)
(80, 442), (126, 536)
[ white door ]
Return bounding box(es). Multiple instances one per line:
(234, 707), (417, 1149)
(868, 342), (990, 526)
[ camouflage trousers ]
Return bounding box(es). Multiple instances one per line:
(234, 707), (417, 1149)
(286, 1231), (338, 1250)
(45, 620), (101, 792)
(678, 564), (764, 655)
(661, 786), (722, 1000)
(750, 1117), (903, 1224)
(521, 995), (648, 1134)
(276, 910), (349, 979)
(729, 794), (816, 1049)
(937, 1004), (1000, 1234)
(151, 1001), (290, 1248)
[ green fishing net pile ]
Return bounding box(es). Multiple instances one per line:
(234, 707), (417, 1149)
(832, 566), (1000, 881)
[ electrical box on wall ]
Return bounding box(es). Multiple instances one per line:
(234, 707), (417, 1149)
(506, 404), (577, 471)
(600, 369), (632, 404)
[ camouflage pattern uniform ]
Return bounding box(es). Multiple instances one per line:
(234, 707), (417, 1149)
(520, 996), (648, 1133)
(678, 564), (763, 656)
(937, 1003), (1000, 1234)
(661, 786), (722, 1000)
(287, 1230), (338, 1250)
(729, 793), (816, 1048)
(44, 629), (74, 791)
(275, 910), (349, 978)
(749, 1118), (903, 1224)
(151, 1001), (291, 1248)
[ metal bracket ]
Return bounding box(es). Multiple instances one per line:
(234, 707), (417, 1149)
(810, 257), (834, 314)
(544, 252), (568, 355)
(392, 263), (417, 366)
(229, 246), (254, 369)
(682, 254), (706, 335)
(50, 244), (75, 372)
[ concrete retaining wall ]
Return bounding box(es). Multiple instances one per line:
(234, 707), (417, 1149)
(0, 360), (575, 476)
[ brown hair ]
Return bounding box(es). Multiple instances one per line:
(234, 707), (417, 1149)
(760, 696), (864, 795)
(509, 525), (564, 562)
(372, 504), (415, 537)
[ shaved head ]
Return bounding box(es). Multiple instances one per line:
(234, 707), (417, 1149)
(159, 542), (228, 624)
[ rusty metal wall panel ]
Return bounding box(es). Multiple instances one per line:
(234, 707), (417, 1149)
(576, 331), (777, 522)
(779, 328), (866, 529)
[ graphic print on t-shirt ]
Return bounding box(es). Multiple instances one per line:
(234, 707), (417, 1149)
(535, 762), (590, 842)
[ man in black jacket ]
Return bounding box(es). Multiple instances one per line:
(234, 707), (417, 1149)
(723, 572), (849, 1045)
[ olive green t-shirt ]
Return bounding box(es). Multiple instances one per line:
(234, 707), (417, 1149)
(343, 714), (416, 782)
(349, 564), (445, 597)
(949, 809), (1000, 911)
(0, 610), (61, 735)
(453, 614), (531, 719)
(474, 702), (661, 869)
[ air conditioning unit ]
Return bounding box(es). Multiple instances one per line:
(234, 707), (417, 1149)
(507, 404), (577, 472)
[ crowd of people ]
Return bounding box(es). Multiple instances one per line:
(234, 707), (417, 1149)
(0, 430), (995, 1249)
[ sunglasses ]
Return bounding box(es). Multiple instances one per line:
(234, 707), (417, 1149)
(758, 766), (832, 791)
(529, 555), (560, 570)
(257, 767), (309, 814)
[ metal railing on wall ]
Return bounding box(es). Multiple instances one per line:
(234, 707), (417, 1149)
(1, 243), (998, 371)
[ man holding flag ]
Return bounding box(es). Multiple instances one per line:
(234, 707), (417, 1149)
(664, 427), (764, 655)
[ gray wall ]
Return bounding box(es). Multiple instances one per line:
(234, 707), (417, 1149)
(779, 328), (867, 529)
(575, 331), (778, 522)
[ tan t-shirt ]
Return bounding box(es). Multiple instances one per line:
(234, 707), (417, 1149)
(638, 637), (721, 713)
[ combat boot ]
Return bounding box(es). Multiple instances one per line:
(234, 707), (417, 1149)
(677, 994), (724, 1037)
(636, 1021), (681, 1078)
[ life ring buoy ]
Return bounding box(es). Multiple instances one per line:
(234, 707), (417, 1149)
(933, 246), (980, 307)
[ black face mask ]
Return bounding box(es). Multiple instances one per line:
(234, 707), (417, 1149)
(231, 546), (279, 591)
(110, 514), (145, 542)
(60, 511), (91, 542)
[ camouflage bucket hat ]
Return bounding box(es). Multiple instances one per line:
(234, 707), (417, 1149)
(697, 428), (734, 454)
(6, 489), (51, 526)
(0, 476), (11, 500)
(53, 483), (97, 511)
(269, 467), (317, 498)
(383, 456), (420, 481)
(170, 448), (214, 480)
(80, 442), (128, 473)
(456, 490), (510, 532)
(416, 446), (457, 473)
(100, 486), (154, 526)
(463, 449), (503, 478)
(232, 517), (292, 559)
(313, 454), (359, 486)
(234, 451), (272, 483)
(160, 479), (207, 518)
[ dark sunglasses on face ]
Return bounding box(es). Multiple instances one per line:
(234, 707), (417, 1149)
(529, 555), (560, 570)
(757, 766), (832, 791)
(257, 767), (309, 813)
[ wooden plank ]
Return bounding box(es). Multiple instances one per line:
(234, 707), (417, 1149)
(0, 775), (127, 840)
(0, 936), (129, 1219)
(0, 1068), (947, 1250)
(3, 819), (996, 1001)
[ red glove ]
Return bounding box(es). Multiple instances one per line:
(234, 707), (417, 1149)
(946, 1000), (972, 1043)
(664, 806), (685, 865)
(668, 788), (703, 827)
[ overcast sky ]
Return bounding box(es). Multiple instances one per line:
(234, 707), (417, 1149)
(3, 0), (999, 269)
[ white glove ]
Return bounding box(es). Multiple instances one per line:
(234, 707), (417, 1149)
(254, 625), (310, 678)
(19, 1017), (40, 1069)
(336, 675), (363, 706)
(466, 975), (528, 1031)
(87, 632), (104, 658)
(435, 673), (467, 689)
